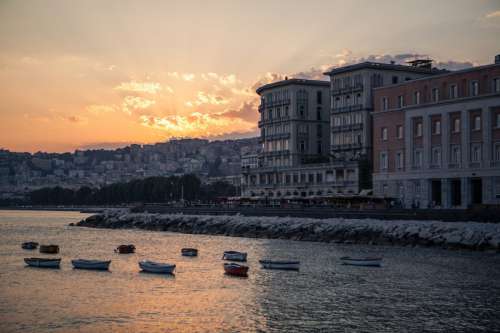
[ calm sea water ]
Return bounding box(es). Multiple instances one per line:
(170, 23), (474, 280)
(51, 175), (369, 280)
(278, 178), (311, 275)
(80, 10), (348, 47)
(0, 210), (499, 333)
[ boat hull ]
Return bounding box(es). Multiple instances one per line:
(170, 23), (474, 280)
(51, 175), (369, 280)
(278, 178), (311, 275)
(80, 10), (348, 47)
(39, 245), (59, 254)
(222, 251), (247, 262)
(24, 258), (61, 268)
(259, 260), (300, 270)
(340, 257), (382, 267)
(139, 261), (176, 274)
(181, 248), (198, 257)
(71, 259), (111, 270)
(22, 242), (38, 250)
(224, 263), (249, 277)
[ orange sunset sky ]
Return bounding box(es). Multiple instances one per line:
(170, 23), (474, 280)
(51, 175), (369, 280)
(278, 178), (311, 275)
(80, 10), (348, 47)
(1, 0), (499, 153)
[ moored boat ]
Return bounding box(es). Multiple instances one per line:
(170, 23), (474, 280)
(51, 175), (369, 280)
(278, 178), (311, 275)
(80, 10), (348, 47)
(340, 256), (383, 267)
(24, 257), (61, 268)
(223, 263), (249, 277)
(181, 248), (198, 257)
(22, 242), (39, 250)
(259, 260), (300, 271)
(139, 260), (176, 274)
(222, 251), (247, 262)
(71, 259), (111, 270)
(39, 244), (59, 254)
(115, 244), (135, 254)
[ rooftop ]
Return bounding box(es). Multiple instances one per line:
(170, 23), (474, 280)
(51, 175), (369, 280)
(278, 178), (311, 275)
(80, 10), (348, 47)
(323, 61), (447, 76)
(256, 78), (329, 94)
(373, 63), (500, 91)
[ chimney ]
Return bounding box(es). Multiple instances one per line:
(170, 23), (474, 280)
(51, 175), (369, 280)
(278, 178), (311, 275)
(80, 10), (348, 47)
(495, 54), (500, 64)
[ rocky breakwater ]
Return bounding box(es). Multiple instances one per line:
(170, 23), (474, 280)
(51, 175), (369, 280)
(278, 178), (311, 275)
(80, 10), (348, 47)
(76, 210), (500, 251)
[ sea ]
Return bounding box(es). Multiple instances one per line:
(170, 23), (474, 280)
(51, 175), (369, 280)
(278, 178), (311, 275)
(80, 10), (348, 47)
(0, 210), (499, 333)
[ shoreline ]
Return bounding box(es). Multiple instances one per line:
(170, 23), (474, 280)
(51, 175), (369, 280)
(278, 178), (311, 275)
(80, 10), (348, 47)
(76, 210), (500, 252)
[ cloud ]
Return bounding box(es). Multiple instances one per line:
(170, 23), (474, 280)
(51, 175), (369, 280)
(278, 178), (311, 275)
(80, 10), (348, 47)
(182, 73), (195, 81)
(185, 91), (229, 107)
(114, 80), (163, 94)
(86, 104), (118, 114)
(485, 10), (500, 19)
(201, 72), (238, 86)
(122, 96), (156, 115)
(66, 115), (88, 124)
(216, 100), (259, 123)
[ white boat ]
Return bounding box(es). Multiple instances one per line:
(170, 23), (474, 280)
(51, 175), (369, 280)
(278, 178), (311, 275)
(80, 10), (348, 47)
(71, 259), (111, 270)
(24, 258), (61, 268)
(259, 260), (300, 270)
(340, 256), (383, 267)
(222, 251), (247, 262)
(139, 260), (176, 274)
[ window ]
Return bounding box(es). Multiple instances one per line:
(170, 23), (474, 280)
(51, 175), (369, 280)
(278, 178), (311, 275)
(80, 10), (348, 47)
(268, 110), (273, 120)
(317, 124), (322, 138)
(432, 88), (440, 102)
(316, 107), (322, 120)
(413, 91), (420, 105)
(433, 120), (441, 135)
(398, 95), (404, 108)
(397, 125), (403, 139)
(284, 106), (289, 117)
(317, 173), (323, 182)
(299, 105), (305, 118)
(495, 143), (500, 161)
(449, 84), (458, 99)
(416, 122), (423, 137)
(497, 113), (500, 128)
(473, 115), (481, 130)
(317, 91), (322, 104)
(414, 150), (423, 168)
(451, 145), (461, 164)
(392, 76), (398, 84)
(381, 97), (388, 111)
(299, 140), (305, 152)
(396, 151), (403, 169)
(471, 144), (481, 162)
(432, 147), (441, 166)
(494, 78), (500, 93)
(453, 118), (461, 133)
(381, 127), (388, 141)
(317, 141), (322, 154)
(470, 81), (479, 96)
(380, 152), (388, 170)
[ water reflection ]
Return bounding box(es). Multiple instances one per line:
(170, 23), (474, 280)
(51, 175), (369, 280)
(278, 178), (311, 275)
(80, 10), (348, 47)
(0, 210), (499, 332)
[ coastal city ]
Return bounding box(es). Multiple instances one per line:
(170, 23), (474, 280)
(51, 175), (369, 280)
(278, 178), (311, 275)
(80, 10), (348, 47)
(3, 56), (500, 211)
(1, 1), (500, 333)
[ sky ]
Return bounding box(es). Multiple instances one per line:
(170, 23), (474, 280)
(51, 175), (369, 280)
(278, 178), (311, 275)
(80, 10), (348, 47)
(0, 0), (499, 153)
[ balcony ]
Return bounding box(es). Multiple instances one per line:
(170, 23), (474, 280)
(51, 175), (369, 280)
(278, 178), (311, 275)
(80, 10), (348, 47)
(331, 123), (363, 133)
(331, 104), (363, 113)
(331, 84), (364, 96)
(259, 99), (291, 110)
(258, 116), (291, 127)
(331, 143), (363, 151)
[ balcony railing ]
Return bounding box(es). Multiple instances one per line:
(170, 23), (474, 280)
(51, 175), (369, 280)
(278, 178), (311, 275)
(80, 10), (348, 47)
(331, 143), (363, 151)
(331, 84), (364, 96)
(331, 123), (363, 133)
(331, 104), (363, 113)
(258, 99), (291, 110)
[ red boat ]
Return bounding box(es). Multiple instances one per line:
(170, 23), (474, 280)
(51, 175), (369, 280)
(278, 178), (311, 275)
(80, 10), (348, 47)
(223, 263), (249, 277)
(115, 244), (135, 254)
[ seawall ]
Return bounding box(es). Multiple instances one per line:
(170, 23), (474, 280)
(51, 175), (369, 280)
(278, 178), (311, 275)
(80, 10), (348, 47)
(75, 210), (500, 251)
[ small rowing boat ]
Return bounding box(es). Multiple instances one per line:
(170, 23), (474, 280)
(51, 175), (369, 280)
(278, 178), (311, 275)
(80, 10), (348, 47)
(181, 248), (198, 257)
(115, 244), (135, 254)
(259, 260), (300, 271)
(222, 251), (247, 262)
(340, 256), (383, 267)
(39, 244), (59, 254)
(223, 263), (249, 277)
(22, 242), (38, 250)
(139, 260), (176, 274)
(24, 258), (61, 268)
(71, 259), (111, 270)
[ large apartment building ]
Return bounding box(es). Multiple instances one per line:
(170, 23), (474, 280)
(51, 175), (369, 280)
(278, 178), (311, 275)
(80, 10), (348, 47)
(323, 61), (444, 189)
(372, 58), (500, 208)
(241, 79), (349, 198)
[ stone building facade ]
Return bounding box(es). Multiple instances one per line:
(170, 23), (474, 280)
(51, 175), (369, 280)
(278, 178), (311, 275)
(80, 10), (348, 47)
(372, 61), (500, 208)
